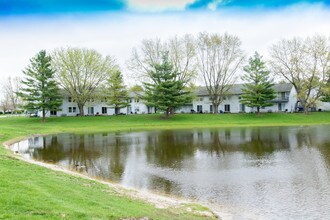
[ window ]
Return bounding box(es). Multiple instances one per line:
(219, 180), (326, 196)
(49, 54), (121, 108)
(68, 97), (72, 102)
(88, 107), (94, 115)
(210, 105), (213, 113)
(199, 97), (204, 101)
(50, 110), (57, 116)
(225, 104), (230, 112)
(102, 107), (107, 114)
(135, 99), (139, 103)
(69, 107), (76, 113)
(197, 105), (203, 113)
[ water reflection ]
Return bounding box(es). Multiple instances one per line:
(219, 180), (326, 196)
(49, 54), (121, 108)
(11, 126), (330, 219)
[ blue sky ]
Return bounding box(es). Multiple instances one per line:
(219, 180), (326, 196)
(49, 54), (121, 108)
(1, 0), (330, 15)
(0, 0), (329, 84)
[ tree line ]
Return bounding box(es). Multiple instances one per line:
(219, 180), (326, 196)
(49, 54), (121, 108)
(1, 32), (329, 120)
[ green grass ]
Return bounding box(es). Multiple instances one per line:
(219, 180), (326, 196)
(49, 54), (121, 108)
(1, 112), (330, 141)
(0, 154), (210, 220)
(1, 112), (330, 219)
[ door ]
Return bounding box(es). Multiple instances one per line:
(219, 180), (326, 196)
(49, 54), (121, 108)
(197, 105), (203, 113)
(239, 104), (245, 112)
(88, 107), (94, 115)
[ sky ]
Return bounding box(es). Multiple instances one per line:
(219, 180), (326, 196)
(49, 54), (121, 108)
(0, 0), (330, 85)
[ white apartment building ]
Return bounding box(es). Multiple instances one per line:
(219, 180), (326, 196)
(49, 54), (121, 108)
(188, 83), (298, 114)
(42, 83), (329, 117)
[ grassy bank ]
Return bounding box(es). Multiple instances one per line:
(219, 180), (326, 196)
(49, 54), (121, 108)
(1, 112), (330, 140)
(0, 154), (210, 220)
(1, 112), (330, 219)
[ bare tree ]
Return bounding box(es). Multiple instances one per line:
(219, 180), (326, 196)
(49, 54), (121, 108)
(269, 35), (330, 113)
(0, 94), (11, 114)
(1, 76), (21, 113)
(127, 34), (197, 85)
(196, 32), (245, 113)
(168, 34), (197, 84)
(128, 38), (162, 79)
(52, 47), (118, 116)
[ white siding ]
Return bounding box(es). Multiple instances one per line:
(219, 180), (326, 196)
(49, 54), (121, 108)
(39, 84), (326, 117)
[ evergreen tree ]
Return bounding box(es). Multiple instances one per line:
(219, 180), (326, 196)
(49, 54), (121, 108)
(18, 50), (62, 121)
(143, 52), (192, 118)
(105, 70), (130, 115)
(240, 52), (276, 113)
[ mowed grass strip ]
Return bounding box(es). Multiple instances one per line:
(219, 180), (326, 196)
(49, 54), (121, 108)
(0, 112), (330, 219)
(1, 112), (330, 140)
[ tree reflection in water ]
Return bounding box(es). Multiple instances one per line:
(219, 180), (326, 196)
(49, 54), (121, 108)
(14, 125), (330, 220)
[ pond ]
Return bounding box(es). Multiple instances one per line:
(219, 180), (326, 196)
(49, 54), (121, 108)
(11, 125), (330, 219)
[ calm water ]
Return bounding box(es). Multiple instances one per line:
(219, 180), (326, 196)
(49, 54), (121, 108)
(11, 126), (330, 219)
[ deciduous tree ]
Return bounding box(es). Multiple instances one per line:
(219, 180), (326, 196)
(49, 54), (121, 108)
(240, 52), (276, 113)
(0, 95), (11, 114)
(269, 35), (330, 113)
(1, 76), (21, 113)
(128, 35), (197, 85)
(52, 47), (118, 116)
(196, 32), (245, 113)
(18, 50), (62, 121)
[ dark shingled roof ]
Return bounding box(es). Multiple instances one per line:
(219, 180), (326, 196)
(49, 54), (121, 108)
(195, 83), (293, 96)
(60, 83), (294, 98)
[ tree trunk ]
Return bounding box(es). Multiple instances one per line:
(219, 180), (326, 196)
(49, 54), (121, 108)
(213, 103), (219, 114)
(303, 107), (309, 114)
(300, 99), (309, 114)
(257, 106), (260, 114)
(78, 103), (84, 116)
(165, 108), (170, 119)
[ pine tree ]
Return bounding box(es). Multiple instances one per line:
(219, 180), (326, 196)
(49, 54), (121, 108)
(240, 52), (276, 113)
(105, 70), (130, 115)
(18, 50), (62, 121)
(143, 52), (192, 118)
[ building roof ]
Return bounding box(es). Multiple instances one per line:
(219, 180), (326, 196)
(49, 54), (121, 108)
(60, 83), (294, 98)
(195, 83), (293, 96)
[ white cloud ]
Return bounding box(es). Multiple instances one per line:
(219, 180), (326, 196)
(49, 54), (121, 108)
(127, 0), (196, 12)
(0, 3), (329, 87)
(207, 0), (228, 11)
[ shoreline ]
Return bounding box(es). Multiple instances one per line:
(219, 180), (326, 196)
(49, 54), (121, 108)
(3, 137), (233, 220)
(3, 116), (328, 219)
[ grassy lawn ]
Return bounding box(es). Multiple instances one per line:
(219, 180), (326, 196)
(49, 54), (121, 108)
(1, 112), (330, 219)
